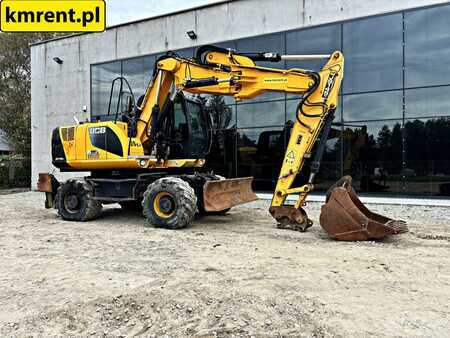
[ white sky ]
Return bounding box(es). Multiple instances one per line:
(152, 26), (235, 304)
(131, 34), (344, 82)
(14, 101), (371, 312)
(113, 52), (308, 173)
(105, 0), (223, 26)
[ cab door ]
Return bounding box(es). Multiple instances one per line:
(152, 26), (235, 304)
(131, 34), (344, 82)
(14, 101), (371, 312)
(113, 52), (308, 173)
(186, 99), (211, 158)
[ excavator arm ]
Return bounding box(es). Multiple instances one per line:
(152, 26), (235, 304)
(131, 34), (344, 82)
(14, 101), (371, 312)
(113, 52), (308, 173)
(135, 47), (344, 230)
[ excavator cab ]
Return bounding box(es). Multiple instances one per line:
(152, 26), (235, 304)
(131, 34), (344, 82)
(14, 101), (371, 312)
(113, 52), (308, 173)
(107, 76), (212, 160)
(156, 94), (211, 159)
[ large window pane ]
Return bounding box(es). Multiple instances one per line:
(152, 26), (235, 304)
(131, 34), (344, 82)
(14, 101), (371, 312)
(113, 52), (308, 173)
(236, 33), (285, 102)
(206, 97), (236, 130)
(237, 127), (285, 190)
(343, 90), (403, 122)
(404, 117), (450, 197)
(343, 14), (403, 93)
(91, 61), (121, 120)
(205, 129), (237, 178)
(405, 86), (450, 119)
(286, 25), (341, 100)
(121, 55), (155, 102)
(341, 120), (404, 195)
(237, 100), (285, 128)
(286, 24), (341, 72)
(405, 5), (450, 87)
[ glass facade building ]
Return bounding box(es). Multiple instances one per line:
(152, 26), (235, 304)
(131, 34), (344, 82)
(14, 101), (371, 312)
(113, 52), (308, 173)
(90, 4), (450, 197)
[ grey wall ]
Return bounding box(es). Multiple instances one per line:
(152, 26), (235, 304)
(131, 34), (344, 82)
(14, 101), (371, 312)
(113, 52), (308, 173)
(30, 0), (450, 187)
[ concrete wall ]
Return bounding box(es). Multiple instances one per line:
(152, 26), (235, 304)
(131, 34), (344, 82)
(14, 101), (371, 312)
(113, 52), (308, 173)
(30, 0), (450, 187)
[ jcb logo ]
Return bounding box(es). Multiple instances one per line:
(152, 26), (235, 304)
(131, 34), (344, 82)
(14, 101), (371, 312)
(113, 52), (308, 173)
(89, 127), (106, 135)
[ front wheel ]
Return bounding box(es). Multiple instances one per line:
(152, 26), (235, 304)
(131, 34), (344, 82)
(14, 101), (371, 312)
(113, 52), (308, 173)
(142, 177), (197, 229)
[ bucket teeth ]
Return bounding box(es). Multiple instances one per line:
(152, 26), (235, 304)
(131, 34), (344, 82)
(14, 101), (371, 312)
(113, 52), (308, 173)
(320, 176), (408, 241)
(269, 206), (313, 232)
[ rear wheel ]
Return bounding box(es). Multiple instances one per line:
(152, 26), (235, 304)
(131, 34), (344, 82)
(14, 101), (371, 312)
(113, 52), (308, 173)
(56, 179), (102, 221)
(142, 177), (197, 229)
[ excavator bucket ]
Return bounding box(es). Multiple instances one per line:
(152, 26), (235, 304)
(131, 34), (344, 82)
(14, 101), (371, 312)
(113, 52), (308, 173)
(269, 205), (313, 232)
(203, 177), (258, 212)
(320, 176), (408, 241)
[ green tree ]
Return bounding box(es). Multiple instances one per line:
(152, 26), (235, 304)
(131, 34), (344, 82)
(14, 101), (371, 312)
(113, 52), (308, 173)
(377, 125), (392, 155)
(0, 32), (60, 156)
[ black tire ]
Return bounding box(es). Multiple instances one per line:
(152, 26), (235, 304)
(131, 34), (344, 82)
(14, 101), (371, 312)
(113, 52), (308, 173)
(56, 179), (102, 221)
(119, 201), (142, 211)
(198, 175), (231, 215)
(142, 177), (197, 229)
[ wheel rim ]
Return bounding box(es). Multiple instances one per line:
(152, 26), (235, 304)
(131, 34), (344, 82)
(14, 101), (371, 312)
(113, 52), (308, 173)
(64, 193), (80, 213)
(153, 192), (176, 218)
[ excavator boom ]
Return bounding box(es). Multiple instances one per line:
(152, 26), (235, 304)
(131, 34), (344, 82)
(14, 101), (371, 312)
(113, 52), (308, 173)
(141, 48), (346, 227)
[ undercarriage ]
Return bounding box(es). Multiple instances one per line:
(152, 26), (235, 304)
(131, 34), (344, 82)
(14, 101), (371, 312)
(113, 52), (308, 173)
(38, 171), (257, 229)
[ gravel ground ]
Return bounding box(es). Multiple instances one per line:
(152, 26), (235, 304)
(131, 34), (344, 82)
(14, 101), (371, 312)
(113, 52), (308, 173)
(0, 191), (449, 337)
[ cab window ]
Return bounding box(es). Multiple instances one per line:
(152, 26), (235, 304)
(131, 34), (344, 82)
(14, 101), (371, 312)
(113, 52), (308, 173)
(187, 101), (209, 157)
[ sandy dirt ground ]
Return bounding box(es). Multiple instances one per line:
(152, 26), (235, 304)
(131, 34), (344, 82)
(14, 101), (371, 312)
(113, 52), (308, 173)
(0, 191), (449, 337)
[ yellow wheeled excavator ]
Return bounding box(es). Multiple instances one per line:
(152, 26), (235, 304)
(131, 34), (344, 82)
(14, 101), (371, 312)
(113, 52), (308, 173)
(37, 45), (407, 240)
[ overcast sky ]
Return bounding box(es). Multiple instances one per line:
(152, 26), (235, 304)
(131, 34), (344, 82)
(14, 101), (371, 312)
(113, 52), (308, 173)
(106, 0), (223, 26)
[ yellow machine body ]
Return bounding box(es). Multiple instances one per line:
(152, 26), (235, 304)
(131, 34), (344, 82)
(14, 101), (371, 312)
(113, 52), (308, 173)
(49, 47), (345, 230)
(56, 121), (204, 170)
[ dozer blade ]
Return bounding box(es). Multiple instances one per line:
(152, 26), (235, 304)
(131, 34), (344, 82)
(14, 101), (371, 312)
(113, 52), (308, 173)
(203, 177), (258, 212)
(320, 176), (408, 241)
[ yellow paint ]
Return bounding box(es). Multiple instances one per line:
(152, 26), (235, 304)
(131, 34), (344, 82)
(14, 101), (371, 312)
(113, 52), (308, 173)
(153, 192), (175, 218)
(271, 52), (344, 209)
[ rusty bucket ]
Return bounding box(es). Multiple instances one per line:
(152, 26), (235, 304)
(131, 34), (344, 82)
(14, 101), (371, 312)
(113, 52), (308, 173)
(37, 172), (53, 193)
(269, 205), (313, 232)
(37, 172), (60, 209)
(320, 176), (408, 241)
(203, 177), (258, 212)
